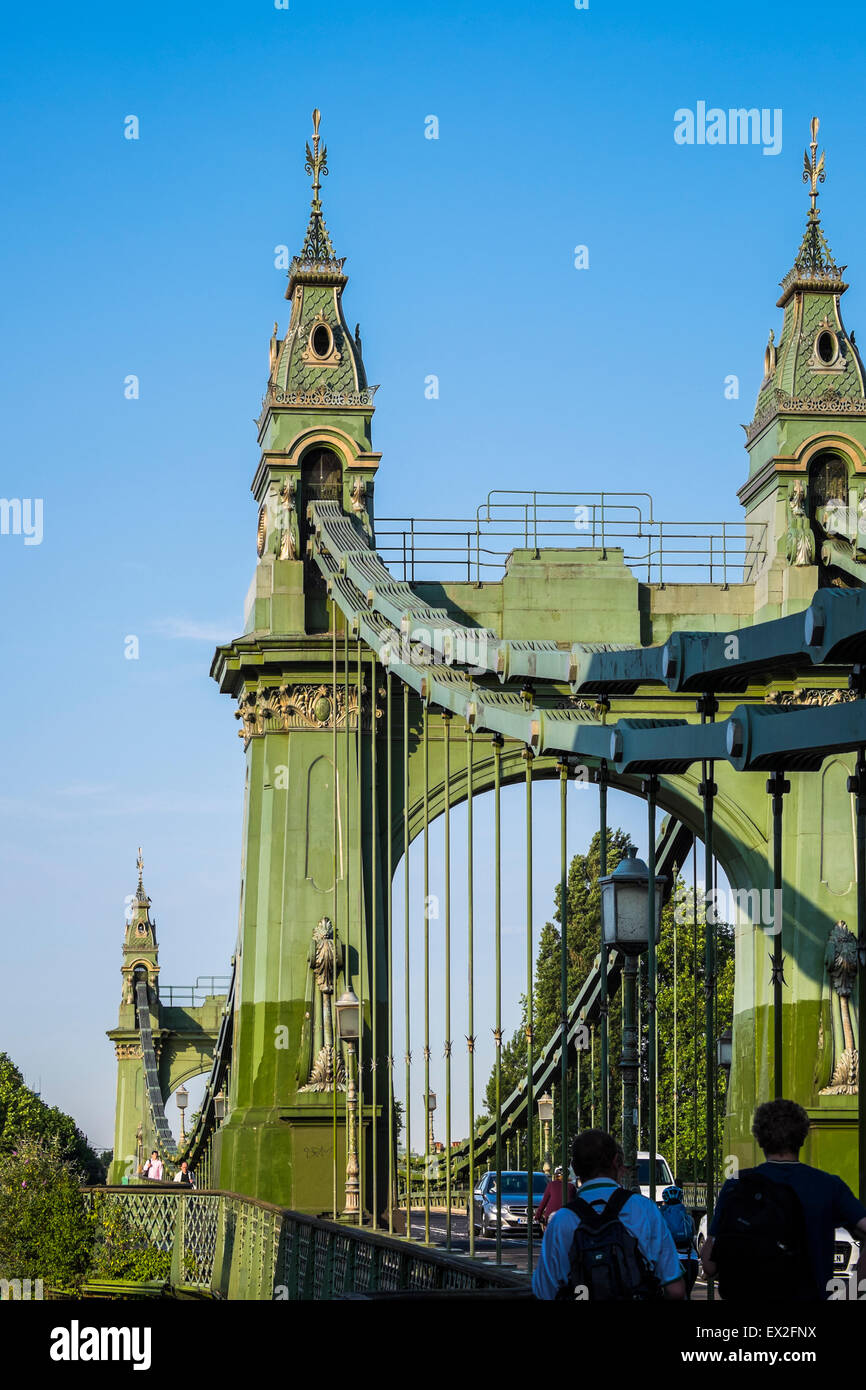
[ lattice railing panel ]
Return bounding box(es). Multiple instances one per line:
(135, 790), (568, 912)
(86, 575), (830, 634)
(181, 1194), (219, 1285)
(83, 1189), (528, 1299)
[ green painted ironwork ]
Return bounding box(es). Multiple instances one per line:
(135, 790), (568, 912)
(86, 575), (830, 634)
(466, 725), (475, 1259)
(84, 1188), (524, 1299)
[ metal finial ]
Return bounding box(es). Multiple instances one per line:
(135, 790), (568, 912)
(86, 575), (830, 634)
(305, 108), (328, 203)
(803, 115), (826, 214)
(137, 846), (143, 887)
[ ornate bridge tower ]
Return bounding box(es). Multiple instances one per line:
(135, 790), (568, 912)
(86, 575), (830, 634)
(210, 112), (388, 1211)
(740, 116), (866, 606)
(107, 853), (226, 1183)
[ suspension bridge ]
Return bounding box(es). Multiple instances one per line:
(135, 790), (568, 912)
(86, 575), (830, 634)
(100, 111), (866, 1299)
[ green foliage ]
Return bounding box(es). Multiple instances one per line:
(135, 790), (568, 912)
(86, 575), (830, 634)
(0, 1052), (105, 1182)
(0, 1135), (95, 1288)
(483, 827), (734, 1182)
(88, 1199), (173, 1283)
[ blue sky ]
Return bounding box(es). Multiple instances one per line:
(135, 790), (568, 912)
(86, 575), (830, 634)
(0, 0), (859, 1149)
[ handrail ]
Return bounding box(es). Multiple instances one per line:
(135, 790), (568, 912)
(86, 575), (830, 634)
(83, 1188), (528, 1297)
(374, 510), (767, 586)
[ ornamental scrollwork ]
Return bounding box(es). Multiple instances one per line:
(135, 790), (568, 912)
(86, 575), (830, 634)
(235, 682), (382, 743)
(765, 688), (855, 706)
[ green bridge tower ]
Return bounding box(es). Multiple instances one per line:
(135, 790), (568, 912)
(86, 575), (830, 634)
(204, 111), (864, 1213)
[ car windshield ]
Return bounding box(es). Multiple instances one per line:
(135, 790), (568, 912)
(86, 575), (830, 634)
(487, 1173), (547, 1197)
(637, 1159), (672, 1186)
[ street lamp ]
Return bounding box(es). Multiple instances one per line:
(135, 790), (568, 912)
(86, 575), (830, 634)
(717, 1027), (733, 1083)
(537, 1092), (554, 1176)
(426, 1090), (437, 1149)
(600, 845), (666, 1192)
(214, 1089), (226, 1126)
(176, 1084), (188, 1143)
(335, 987), (361, 1221)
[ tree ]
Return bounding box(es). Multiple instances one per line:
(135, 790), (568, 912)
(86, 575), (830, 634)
(0, 1052), (105, 1183)
(482, 828), (734, 1181)
(0, 1135), (95, 1288)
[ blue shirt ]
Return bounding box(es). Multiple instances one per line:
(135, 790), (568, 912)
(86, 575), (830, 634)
(532, 1178), (683, 1300)
(710, 1161), (866, 1300)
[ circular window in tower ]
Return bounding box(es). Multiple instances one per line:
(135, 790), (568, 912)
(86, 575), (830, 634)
(311, 323), (333, 358)
(816, 330), (838, 365)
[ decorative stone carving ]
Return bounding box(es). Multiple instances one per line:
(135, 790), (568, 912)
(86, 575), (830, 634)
(765, 687), (855, 706)
(746, 389), (866, 443)
(785, 480), (815, 566)
(300, 311), (342, 368)
(298, 917), (347, 1092)
(260, 384), (377, 413)
(115, 1043), (143, 1060)
(275, 478), (299, 561)
(820, 920), (859, 1095)
(350, 478), (372, 538)
(235, 682), (381, 743)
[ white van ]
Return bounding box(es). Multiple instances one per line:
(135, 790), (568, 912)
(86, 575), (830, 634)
(636, 1150), (675, 1201)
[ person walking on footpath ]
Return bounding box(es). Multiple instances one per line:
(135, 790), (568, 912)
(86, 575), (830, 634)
(140, 1150), (164, 1181)
(659, 1180), (699, 1297)
(533, 1130), (685, 1300)
(534, 1166), (577, 1229)
(173, 1160), (196, 1187)
(702, 1098), (866, 1301)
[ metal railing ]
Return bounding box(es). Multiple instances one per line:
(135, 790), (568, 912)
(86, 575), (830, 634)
(374, 491), (767, 587)
(682, 1182), (708, 1212)
(396, 1187), (470, 1209)
(159, 977), (231, 1008)
(82, 1188), (528, 1300)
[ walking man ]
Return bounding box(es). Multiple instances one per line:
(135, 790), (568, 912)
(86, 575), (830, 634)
(173, 1160), (196, 1187)
(140, 1150), (164, 1181)
(702, 1098), (866, 1300)
(533, 1130), (685, 1300)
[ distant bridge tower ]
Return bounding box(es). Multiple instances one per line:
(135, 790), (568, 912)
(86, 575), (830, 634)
(107, 852), (226, 1184)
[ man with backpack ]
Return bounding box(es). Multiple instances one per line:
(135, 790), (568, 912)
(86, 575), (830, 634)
(659, 1181), (700, 1297)
(532, 1129), (686, 1300)
(701, 1098), (866, 1301)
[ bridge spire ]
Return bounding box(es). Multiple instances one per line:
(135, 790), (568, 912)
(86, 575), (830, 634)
(780, 114), (845, 298)
(296, 108), (341, 271)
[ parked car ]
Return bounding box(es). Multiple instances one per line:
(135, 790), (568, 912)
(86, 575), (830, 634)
(472, 1170), (548, 1237)
(696, 1214), (860, 1295)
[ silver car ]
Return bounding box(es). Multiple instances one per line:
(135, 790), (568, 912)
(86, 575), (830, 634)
(472, 1170), (548, 1238)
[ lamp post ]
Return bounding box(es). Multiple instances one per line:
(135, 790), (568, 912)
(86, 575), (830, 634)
(600, 845), (666, 1193)
(335, 987), (361, 1221)
(717, 1028), (732, 1084)
(537, 1092), (554, 1176)
(176, 1084), (188, 1143)
(427, 1091), (437, 1172)
(214, 1089), (226, 1127)
(135, 1123), (143, 1180)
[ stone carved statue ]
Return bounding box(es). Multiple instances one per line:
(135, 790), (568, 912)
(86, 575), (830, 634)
(786, 480), (815, 567)
(275, 478), (300, 561)
(298, 917), (346, 1092)
(819, 920), (859, 1095)
(350, 477), (372, 539)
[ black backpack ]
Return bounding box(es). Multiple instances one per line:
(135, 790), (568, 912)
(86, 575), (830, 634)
(555, 1187), (661, 1301)
(711, 1170), (814, 1301)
